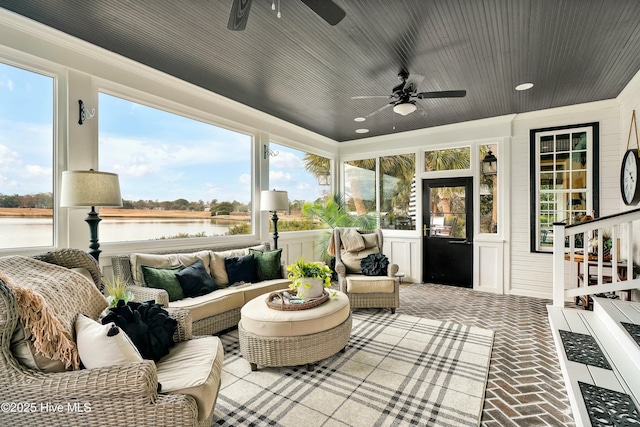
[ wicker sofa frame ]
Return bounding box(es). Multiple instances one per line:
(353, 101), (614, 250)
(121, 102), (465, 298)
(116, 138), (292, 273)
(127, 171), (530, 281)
(111, 241), (279, 336)
(0, 248), (215, 427)
(333, 228), (400, 313)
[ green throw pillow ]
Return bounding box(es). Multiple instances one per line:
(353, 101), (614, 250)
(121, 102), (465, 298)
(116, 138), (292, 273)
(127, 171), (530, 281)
(141, 265), (185, 302)
(249, 248), (282, 281)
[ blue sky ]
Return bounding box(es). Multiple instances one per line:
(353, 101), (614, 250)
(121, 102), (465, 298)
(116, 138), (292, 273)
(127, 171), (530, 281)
(0, 61), (325, 205)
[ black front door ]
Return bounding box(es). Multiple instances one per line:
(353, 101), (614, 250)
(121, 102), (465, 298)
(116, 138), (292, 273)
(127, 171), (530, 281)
(422, 177), (473, 287)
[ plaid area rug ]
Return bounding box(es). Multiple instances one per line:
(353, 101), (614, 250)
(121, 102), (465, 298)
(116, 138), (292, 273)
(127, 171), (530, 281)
(213, 310), (494, 427)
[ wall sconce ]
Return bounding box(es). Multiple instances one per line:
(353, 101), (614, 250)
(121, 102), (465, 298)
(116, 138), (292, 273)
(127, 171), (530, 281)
(263, 144), (279, 159)
(482, 150), (497, 175)
(78, 100), (96, 125)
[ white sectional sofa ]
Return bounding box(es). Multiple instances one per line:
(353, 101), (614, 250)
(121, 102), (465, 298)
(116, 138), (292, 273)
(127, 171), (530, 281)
(111, 242), (291, 335)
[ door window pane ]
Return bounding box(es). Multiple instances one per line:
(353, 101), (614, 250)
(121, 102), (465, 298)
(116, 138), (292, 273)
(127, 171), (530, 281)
(380, 153), (415, 230)
(479, 144), (498, 234)
(429, 185), (466, 238)
(268, 142), (331, 231)
(98, 92), (252, 242)
(0, 63), (54, 249)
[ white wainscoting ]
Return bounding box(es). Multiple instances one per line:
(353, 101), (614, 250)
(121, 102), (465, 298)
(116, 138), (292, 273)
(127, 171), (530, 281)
(474, 240), (505, 294)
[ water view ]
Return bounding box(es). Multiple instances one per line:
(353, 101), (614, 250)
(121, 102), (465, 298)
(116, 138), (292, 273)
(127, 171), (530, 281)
(0, 217), (248, 249)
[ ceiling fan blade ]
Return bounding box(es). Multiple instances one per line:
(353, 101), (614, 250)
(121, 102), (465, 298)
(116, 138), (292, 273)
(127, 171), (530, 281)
(415, 90), (467, 99)
(403, 74), (425, 93)
(227, 0), (252, 31)
(364, 102), (393, 118)
(299, 0), (346, 26)
(351, 95), (392, 100)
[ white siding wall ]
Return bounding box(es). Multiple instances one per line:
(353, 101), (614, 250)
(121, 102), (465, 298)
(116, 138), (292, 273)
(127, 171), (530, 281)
(509, 100), (621, 298)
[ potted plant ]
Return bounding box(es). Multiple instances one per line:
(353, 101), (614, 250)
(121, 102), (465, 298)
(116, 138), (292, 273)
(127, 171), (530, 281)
(286, 257), (333, 300)
(104, 277), (134, 308)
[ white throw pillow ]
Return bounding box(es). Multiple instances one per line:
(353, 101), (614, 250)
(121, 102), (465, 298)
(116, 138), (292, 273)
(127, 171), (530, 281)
(75, 314), (143, 369)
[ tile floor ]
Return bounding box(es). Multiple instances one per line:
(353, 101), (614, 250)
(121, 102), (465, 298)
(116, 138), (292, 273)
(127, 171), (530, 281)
(388, 283), (575, 426)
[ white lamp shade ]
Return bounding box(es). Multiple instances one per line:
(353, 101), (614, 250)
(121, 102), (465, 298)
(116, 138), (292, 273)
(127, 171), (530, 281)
(393, 102), (417, 116)
(60, 170), (122, 207)
(260, 190), (288, 211)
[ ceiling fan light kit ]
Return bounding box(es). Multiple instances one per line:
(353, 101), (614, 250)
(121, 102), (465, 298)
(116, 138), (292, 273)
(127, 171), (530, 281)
(393, 102), (417, 116)
(352, 71), (466, 124)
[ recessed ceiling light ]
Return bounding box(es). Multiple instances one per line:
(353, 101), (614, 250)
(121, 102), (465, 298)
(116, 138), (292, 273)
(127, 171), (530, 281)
(355, 128), (369, 134)
(515, 82), (534, 91)
(354, 117), (366, 122)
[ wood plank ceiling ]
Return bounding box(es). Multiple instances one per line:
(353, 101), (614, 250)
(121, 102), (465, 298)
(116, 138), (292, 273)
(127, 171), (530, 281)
(2, 0), (640, 142)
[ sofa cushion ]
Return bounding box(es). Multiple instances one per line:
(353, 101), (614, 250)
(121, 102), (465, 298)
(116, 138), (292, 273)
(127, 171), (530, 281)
(209, 244), (266, 287)
(141, 265), (185, 302)
(225, 253), (257, 285)
(249, 248), (282, 281)
(157, 336), (224, 421)
(75, 314), (143, 369)
(169, 288), (246, 322)
(340, 247), (380, 274)
(176, 260), (218, 298)
(237, 278), (292, 304)
(130, 250), (211, 287)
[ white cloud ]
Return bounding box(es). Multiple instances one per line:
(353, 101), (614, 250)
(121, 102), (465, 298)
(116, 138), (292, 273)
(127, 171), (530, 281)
(0, 144), (20, 166)
(238, 173), (251, 184)
(24, 165), (51, 178)
(271, 151), (302, 169)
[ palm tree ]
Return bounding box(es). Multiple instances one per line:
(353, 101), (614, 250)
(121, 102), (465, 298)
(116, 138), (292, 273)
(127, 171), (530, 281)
(301, 193), (375, 261)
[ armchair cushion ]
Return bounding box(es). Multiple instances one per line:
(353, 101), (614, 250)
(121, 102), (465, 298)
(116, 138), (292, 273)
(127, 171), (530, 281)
(346, 275), (396, 293)
(341, 228), (366, 252)
(157, 336), (224, 421)
(76, 314), (143, 369)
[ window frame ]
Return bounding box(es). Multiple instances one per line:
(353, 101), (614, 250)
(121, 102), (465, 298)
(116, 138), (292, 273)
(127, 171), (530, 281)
(529, 122), (600, 253)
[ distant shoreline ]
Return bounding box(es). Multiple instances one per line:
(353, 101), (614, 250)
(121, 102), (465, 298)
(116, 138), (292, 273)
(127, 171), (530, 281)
(0, 208), (249, 221)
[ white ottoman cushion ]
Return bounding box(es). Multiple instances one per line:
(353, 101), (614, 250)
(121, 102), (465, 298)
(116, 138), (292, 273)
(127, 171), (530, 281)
(241, 291), (350, 337)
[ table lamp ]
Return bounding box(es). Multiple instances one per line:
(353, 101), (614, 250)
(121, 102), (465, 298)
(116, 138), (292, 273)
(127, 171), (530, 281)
(260, 189), (288, 249)
(60, 170), (122, 261)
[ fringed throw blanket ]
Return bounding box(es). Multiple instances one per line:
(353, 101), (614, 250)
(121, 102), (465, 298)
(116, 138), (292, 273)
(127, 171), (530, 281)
(0, 256), (108, 369)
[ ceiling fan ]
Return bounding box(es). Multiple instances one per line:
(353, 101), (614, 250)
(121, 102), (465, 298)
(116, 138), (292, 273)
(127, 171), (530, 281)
(352, 71), (466, 118)
(228, 0), (346, 31)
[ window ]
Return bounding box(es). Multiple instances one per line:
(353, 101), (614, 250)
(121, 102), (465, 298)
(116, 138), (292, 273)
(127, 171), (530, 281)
(0, 62), (54, 249)
(343, 154), (416, 230)
(380, 153), (416, 230)
(344, 159), (376, 216)
(268, 142), (331, 231)
(424, 147), (470, 171)
(98, 92), (253, 242)
(479, 144), (498, 234)
(530, 123), (599, 252)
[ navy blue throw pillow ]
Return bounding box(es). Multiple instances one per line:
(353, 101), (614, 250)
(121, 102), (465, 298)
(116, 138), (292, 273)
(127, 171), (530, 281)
(225, 253), (257, 285)
(175, 260), (218, 297)
(360, 253), (389, 276)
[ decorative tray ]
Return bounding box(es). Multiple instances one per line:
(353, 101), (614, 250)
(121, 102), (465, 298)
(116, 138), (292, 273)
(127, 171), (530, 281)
(266, 289), (329, 311)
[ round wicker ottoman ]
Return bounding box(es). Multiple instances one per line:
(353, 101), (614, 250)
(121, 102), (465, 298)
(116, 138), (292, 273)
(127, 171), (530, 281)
(239, 290), (352, 371)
